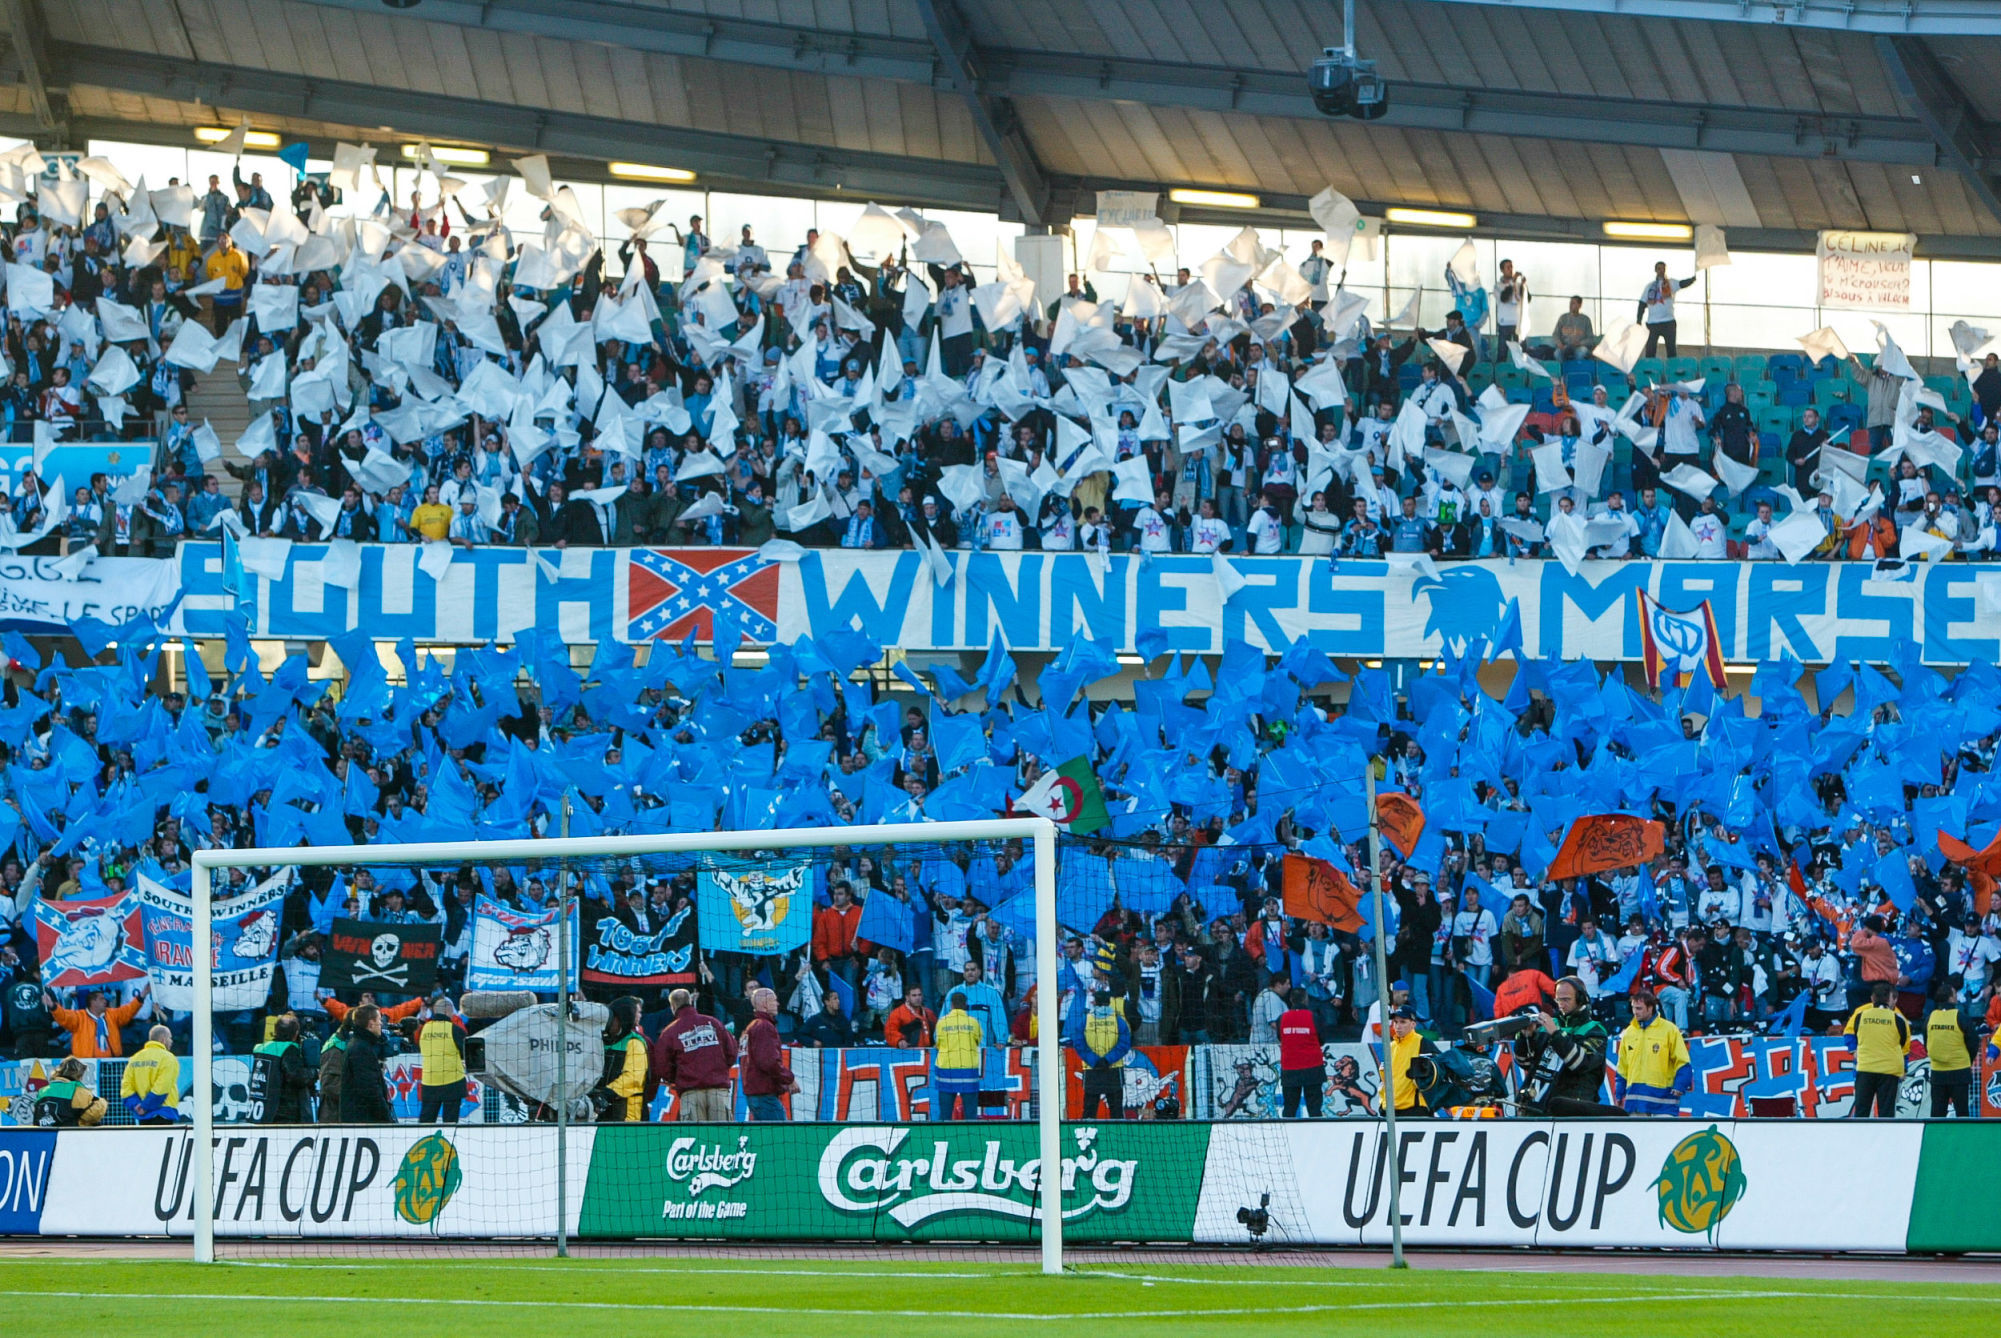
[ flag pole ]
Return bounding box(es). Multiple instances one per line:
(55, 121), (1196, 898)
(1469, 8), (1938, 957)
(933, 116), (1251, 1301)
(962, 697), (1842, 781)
(1364, 763), (1407, 1269)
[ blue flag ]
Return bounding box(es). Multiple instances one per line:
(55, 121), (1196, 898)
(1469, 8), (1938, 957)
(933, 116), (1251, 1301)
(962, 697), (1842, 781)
(1601, 945), (1646, 995)
(1767, 990), (1808, 1039)
(856, 887), (915, 954)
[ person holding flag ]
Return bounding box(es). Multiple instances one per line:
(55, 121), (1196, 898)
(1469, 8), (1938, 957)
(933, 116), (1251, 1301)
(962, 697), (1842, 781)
(1013, 756), (1110, 834)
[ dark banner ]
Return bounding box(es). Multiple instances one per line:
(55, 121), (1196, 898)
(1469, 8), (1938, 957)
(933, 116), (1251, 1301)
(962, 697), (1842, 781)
(582, 904), (698, 988)
(320, 919), (443, 994)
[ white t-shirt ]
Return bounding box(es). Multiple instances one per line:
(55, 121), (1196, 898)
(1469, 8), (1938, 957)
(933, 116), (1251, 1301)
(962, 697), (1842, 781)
(1247, 508), (1284, 554)
(1689, 511), (1728, 560)
(1567, 933), (1623, 998)
(1453, 908), (1498, 966)
(937, 285), (974, 339)
(1190, 515), (1230, 553)
(1134, 505), (1172, 552)
(981, 509), (1023, 550)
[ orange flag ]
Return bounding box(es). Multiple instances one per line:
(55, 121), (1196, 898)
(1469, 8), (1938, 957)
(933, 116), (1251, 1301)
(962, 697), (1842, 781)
(1375, 792), (1426, 857)
(1282, 854), (1365, 932)
(1940, 834), (2001, 915)
(1545, 815), (1666, 882)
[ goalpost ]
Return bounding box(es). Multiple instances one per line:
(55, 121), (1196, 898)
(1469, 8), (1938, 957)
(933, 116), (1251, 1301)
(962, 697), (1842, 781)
(190, 816), (1063, 1272)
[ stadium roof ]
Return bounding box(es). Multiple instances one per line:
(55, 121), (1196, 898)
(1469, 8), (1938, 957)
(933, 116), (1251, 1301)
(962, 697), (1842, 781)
(6, 0), (2001, 254)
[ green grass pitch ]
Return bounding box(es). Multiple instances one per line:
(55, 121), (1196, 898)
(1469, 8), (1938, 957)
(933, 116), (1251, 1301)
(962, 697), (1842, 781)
(0, 1257), (1993, 1336)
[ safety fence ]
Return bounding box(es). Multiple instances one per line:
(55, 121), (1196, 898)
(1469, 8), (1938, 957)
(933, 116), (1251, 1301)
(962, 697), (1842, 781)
(9, 1037), (1998, 1127)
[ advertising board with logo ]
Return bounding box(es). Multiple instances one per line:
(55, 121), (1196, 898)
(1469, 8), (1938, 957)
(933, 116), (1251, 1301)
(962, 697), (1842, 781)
(579, 1123), (1210, 1241)
(1, 1122), (1997, 1250)
(1193, 1119), (1923, 1250)
(33, 1126), (591, 1237)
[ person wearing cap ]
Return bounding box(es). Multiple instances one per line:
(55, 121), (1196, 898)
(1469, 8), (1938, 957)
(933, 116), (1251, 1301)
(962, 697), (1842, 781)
(933, 988), (984, 1120)
(1070, 986), (1132, 1120)
(1381, 1006), (1435, 1116)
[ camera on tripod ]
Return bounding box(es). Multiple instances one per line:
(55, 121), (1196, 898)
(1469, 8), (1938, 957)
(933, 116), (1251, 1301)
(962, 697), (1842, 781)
(1236, 1193), (1270, 1244)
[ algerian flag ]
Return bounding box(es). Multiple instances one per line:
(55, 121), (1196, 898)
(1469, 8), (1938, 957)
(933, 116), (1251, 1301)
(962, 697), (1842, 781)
(1013, 757), (1110, 835)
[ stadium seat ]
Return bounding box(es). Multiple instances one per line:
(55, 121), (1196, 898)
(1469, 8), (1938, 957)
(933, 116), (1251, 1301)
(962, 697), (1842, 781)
(1828, 402), (1866, 434)
(1758, 406), (1795, 438)
(1734, 353), (1769, 382)
(1768, 352), (1807, 379)
(1667, 356), (1700, 383)
(1812, 379), (1848, 407)
(1634, 357), (1666, 384)
(1699, 356), (1733, 385)
(1776, 382), (1811, 408)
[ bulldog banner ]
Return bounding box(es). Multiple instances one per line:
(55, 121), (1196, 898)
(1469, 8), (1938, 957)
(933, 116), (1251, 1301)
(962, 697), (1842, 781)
(135, 872), (286, 1012)
(466, 897), (579, 994)
(319, 919), (444, 994)
(33, 893), (147, 990)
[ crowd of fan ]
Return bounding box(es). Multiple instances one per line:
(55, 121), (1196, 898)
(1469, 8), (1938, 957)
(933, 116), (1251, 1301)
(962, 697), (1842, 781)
(1, 580), (1997, 1118)
(1, 144), (1997, 568)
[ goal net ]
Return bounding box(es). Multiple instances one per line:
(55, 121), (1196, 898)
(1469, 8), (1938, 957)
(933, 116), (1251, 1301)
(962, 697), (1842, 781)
(185, 819), (1071, 1268)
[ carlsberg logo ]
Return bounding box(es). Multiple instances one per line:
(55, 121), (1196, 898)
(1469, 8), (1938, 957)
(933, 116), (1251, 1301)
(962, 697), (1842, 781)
(665, 1136), (759, 1198)
(817, 1126), (1135, 1228)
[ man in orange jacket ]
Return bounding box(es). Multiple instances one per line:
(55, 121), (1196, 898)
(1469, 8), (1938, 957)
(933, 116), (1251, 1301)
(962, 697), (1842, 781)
(48, 985), (149, 1058)
(812, 882), (864, 996)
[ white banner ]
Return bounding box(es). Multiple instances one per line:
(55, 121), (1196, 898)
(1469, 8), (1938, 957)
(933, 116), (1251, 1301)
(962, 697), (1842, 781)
(0, 553), (183, 632)
(1195, 1119), (1921, 1250)
(136, 873), (286, 1012)
(466, 896), (579, 994)
(1817, 230), (1915, 310)
(38, 1125), (590, 1237)
(1093, 191), (1160, 227)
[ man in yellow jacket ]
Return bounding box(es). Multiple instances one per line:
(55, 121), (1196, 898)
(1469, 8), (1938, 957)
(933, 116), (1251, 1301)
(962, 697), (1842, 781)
(417, 996), (468, 1125)
(1614, 989), (1692, 1116)
(1923, 978), (1979, 1118)
(1845, 980), (1912, 1118)
(933, 989), (984, 1121)
(120, 1026), (181, 1123)
(1380, 1006), (1435, 1115)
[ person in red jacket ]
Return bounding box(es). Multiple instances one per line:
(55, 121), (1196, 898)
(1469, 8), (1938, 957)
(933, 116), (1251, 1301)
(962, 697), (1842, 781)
(812, 882), (864, 997)
(1277, 988), (1326, 1117)
(738, 987), (796, 1121)
(884, 985), (935, 1048)
(649, 988), (739, 1122)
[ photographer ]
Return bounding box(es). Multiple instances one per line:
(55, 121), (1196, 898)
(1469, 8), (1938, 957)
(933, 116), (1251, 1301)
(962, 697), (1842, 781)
(1514, 976), (1612, 1114)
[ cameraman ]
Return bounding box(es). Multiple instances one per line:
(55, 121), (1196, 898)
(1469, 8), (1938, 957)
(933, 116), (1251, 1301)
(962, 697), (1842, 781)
(1516, 976), (1612, 1113)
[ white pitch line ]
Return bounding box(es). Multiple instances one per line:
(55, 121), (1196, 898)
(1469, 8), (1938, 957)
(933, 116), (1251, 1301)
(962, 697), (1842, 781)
(3, 1287), (1990, 1321)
